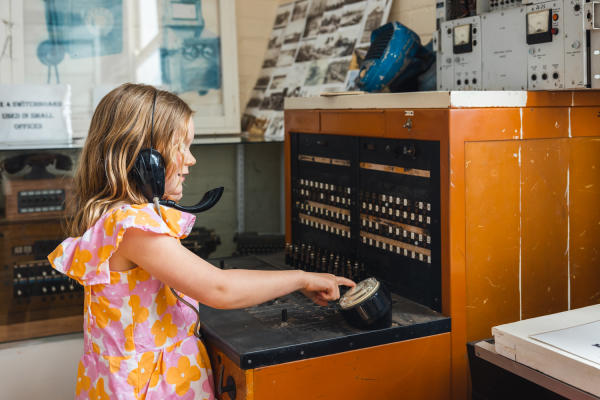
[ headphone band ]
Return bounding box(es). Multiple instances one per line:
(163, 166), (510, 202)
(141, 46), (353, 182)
(150, 90), (157, 150)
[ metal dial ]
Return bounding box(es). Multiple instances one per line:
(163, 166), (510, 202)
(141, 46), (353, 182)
(453, 24), (471, 46)
(527, 10), (550, 35)
(339, 277), (380, 310)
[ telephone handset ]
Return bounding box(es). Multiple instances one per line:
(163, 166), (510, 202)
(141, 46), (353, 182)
(1, 152), (73, 179)
(130, 90), (223, 216)
(131, 148), (223, 214)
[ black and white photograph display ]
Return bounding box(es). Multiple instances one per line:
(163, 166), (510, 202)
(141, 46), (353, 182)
(243, 0), (392, 139)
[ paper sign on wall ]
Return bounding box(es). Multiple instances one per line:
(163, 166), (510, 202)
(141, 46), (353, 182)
(0, 84), (72, 144)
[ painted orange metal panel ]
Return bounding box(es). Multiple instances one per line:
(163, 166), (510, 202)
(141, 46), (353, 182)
(209, 346), (254, 400)
(569, 138), (600, 308)
(570, 107), (600, 137)
(320, 110), (386, 136)
(448, 109), (469, 400)
(571, 91), (600, 107)
(252, 333), (451, 400)
(385, 109), (449, 141)
(465, 141), (521, 342)
(450, 108), (522, 141)
(285, 110), (320, 133)
(521, 108), (569, 139)
(524, 91), (573, 107)
(521, 139), (569, 319)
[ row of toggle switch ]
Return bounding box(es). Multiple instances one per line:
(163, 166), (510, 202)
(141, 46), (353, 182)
(360, 191), (431, 213)
(297, 201), (351, 224)
(296, 179), (352, 208)
(298, 179), (352, 195)
(285, 243), (366, 281)
(361, 201), (431, 227)
(360, 233), (432, 264)
(299, 189), (352, 207)
(299, 214), (351, 238)
(360, 217), (430, 248)
(12, 261), (83, 298)
(359, 191), (431, 214)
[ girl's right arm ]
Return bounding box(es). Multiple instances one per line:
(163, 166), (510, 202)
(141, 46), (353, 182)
(116, 228), (355, 309)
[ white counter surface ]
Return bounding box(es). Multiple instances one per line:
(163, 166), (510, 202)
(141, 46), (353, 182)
(284, 91), (535, 109)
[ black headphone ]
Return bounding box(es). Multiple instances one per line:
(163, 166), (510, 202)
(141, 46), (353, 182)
(132, 89), (223, 214)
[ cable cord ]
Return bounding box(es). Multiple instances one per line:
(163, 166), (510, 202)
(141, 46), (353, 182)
(153, 200), (202, 339)
(170, 287), (203, 339)
(153, 197), (162, 217)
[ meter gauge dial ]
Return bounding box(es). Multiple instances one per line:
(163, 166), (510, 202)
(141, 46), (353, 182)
(454, 24), (471, 46)
(527, 10), (550, 34)
(453, 23), (473, 54)
(526, 9), (552, 44)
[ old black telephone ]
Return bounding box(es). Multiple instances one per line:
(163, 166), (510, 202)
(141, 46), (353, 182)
(1, 152), (74, 220)
(1, 152), (72, 179)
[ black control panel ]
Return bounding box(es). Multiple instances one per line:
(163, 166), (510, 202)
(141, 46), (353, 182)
(0, 221), (84, 327)
(12, 259), (81, 299)
(17, 189), (66, 214)
(288, 133), (441, 311)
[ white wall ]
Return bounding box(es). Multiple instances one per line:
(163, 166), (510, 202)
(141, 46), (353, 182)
(236, 0), (281, 112)
(389, 0), (436, 44)
(0, 333), (83, 400)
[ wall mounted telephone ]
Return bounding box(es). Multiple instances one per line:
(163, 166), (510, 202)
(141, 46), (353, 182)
(1, 153), (74, 221)
(1, 153), (72, 179)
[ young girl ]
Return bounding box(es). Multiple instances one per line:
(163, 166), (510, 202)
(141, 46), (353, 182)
(48, 83), (355, 400)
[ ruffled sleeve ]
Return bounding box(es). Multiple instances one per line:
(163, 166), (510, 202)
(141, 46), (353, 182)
(47, 204), (195, 286)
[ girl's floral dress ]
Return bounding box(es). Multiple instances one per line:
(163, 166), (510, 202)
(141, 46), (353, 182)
(48, 204), (215, 400)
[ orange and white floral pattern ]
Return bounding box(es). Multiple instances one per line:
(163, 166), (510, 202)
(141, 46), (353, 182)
(48, 204), (214, 399)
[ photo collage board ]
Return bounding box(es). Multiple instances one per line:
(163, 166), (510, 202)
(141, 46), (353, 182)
(242, 0), (392, 139)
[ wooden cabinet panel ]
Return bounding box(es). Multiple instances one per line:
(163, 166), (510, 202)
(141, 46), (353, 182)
(521, 139), (569, 319)
(465, 141), (521, 341)
(320, 110), (385, 136)
(450, 108), (522, 141)
(569, 138), (600, 308)
(252, 333), (451, 400)
(385, 109), (449, 141)
(521, 108), (569, 139)
(285, 110), (319, 133)
(570, 107), (600, 137)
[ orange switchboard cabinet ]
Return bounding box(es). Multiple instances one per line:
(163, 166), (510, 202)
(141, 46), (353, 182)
(281, 90), (600, 400)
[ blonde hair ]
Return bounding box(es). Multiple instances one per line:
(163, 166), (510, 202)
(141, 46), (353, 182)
(68, 83), (193, 237)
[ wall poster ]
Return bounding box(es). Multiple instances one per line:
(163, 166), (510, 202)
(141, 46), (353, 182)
(0, 0), (240, 141)
(242, 0), (392, 140)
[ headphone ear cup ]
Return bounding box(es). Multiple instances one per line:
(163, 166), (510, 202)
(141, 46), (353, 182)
(133, 149), (166, 201)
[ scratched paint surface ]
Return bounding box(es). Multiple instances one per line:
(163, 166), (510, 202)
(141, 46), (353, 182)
(465, 141), (521, 342)
(569, 138), (600, 308)
(465, 136), (600, 340)
(252, 332), (451, 400)
(521, 139), (569, 319)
